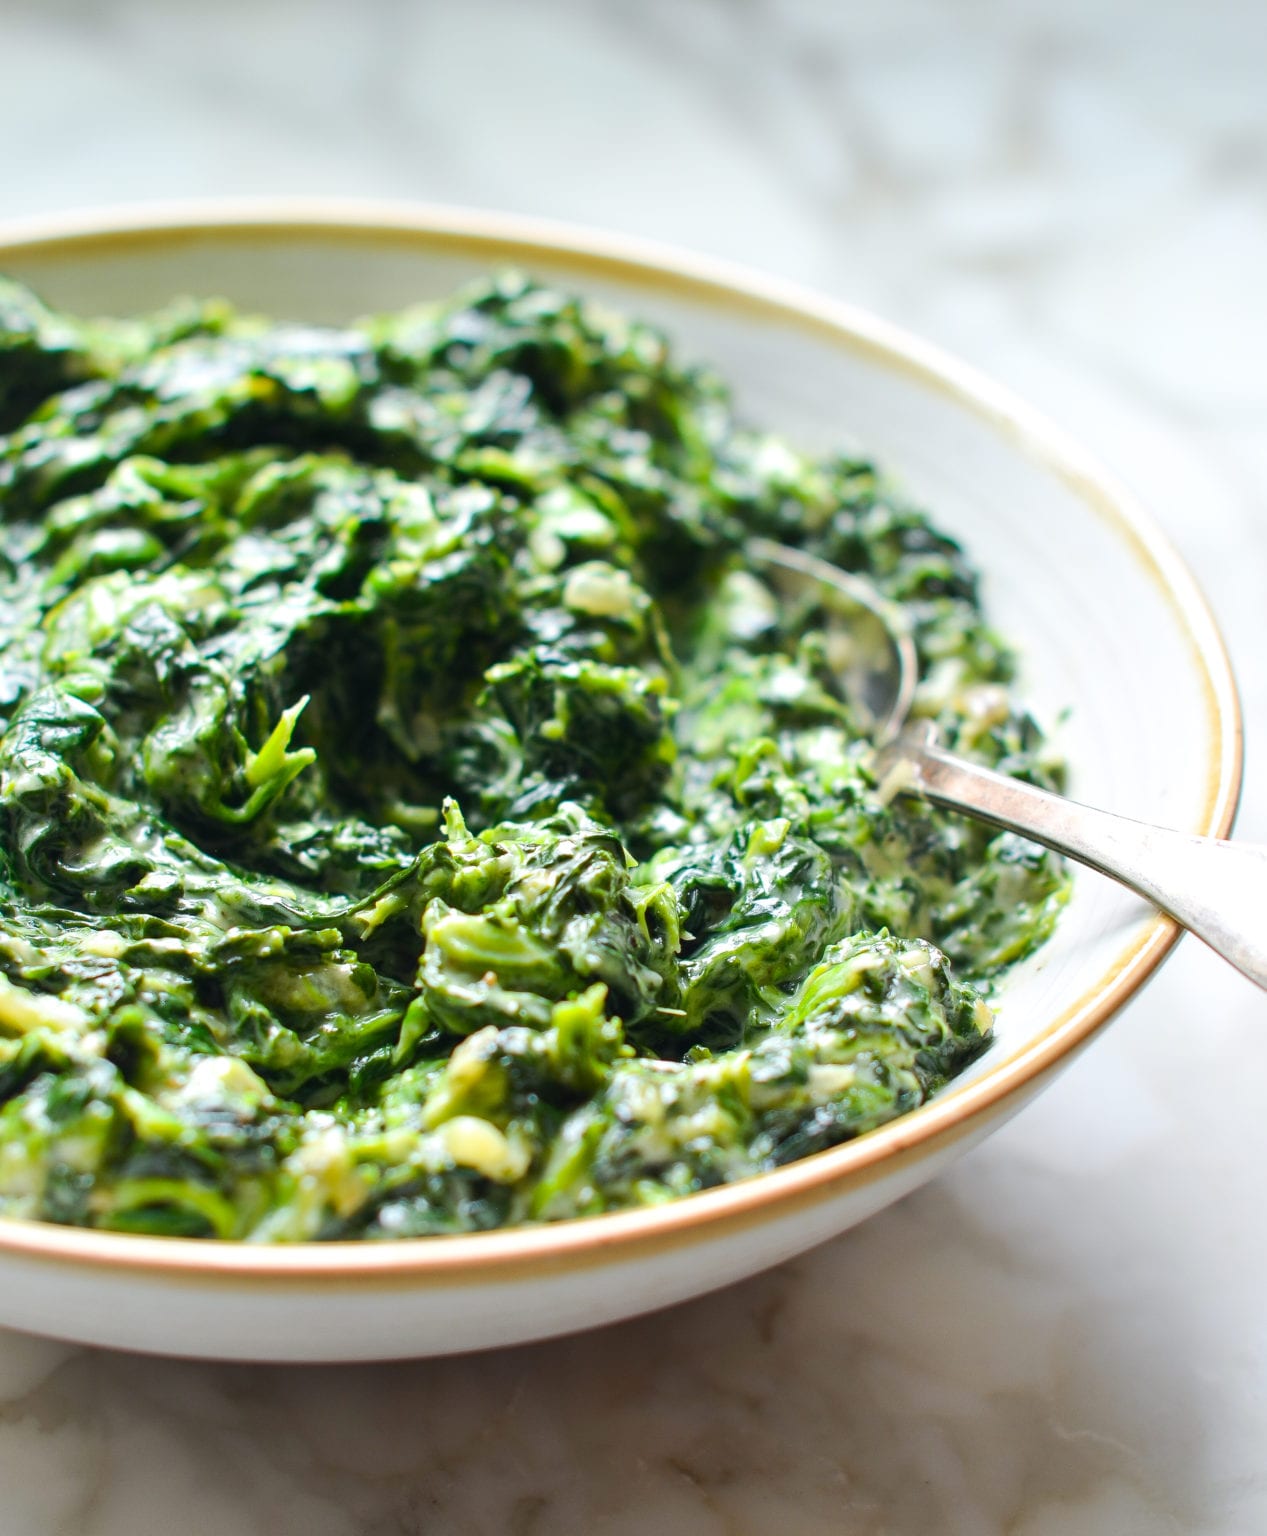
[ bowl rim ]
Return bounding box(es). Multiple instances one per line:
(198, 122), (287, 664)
(0, 196), (1242, 1288)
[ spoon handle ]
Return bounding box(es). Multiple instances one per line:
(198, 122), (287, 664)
(890, 724), (1265, 990)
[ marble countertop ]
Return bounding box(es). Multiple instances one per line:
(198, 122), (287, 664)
(2, 1), (1265, 1531)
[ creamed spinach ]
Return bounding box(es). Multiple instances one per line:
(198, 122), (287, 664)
(0, 273), (1068, 1239)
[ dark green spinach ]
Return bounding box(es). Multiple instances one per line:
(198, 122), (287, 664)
(0, 274), (1067, 1239)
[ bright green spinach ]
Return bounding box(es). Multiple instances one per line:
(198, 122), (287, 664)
(0, 274), (1067, 1239)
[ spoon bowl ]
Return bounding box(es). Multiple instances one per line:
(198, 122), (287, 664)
(748, 536), (918, 742)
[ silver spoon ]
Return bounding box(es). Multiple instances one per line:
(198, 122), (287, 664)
(750, 537), (1266, 991)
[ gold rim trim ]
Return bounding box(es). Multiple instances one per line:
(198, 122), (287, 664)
(0, 198), (1242, 1288)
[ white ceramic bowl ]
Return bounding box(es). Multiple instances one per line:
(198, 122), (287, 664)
(0, 202), (1240, 1361)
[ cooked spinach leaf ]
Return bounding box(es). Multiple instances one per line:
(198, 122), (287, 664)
(0, 274), (1067, 1239)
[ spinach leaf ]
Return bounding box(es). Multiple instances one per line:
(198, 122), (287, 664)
(0, 274), (1067, 1239)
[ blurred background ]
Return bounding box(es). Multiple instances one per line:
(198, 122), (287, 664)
(2, 3), (1266, 1533)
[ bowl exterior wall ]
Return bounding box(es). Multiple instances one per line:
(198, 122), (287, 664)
(0, 1105), (1018, 1361)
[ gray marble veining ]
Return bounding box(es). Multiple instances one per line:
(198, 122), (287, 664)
(1, 1), (1265, 1531)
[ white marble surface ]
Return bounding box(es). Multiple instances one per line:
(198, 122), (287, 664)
(2, 1), (1266, 1531)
